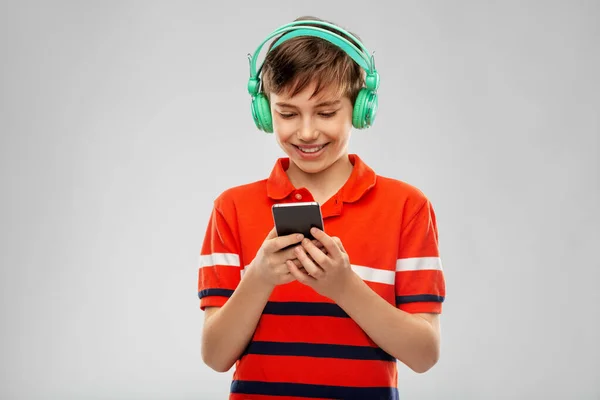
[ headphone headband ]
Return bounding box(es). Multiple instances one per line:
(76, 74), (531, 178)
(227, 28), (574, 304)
(248, 20), (376, 81)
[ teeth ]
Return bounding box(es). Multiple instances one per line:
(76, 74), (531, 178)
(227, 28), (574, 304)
(298, 145), (325, 153)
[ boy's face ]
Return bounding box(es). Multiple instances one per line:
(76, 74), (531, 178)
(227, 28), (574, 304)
(270, 81), (353, 175)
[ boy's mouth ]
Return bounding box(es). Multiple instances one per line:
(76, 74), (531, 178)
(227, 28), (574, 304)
(293, 143), (329, 154)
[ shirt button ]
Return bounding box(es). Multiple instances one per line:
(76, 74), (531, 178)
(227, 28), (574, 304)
(295, 193), (303, 200)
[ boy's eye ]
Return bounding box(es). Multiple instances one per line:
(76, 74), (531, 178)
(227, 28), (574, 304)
(278, 112), (296, 119)
(277, 111), (337, 119)
(319, 112), (337, 118)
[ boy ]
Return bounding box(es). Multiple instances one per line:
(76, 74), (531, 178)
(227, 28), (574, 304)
(198, 16), (446, 400)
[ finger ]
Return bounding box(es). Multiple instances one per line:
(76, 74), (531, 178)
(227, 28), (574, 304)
(273, 264), (299, 285)
(332, 237), (346, 253)
(278, 245), (303, 261)
(278, 271), (296, 285)
(266, 226), (278, 240)
(294, 262), (308, 275)
(278, 240), (323, 263)
(301, 238), (330, 269)
(286, 260), (314, 284)
(286, 258), (308, 274)
(274, 264), (294, 277)
(264, 257), (306, 278)
(312, 240), (327, 254)
(310, 228), (342, 259)
(267, 233), (304, 253)
(277, 241), (324, 262)
(294, 245), (325, 279)
(290, 258), (303, 268)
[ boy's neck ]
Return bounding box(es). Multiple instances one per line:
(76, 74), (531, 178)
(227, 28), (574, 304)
(285, 153), (354, 205)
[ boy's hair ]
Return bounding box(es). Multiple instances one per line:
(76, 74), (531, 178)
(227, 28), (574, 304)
(261, 16), (365, 104)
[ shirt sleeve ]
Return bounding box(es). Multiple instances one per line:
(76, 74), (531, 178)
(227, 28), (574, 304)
(197, 195), (242, 311)
(395, 197), (446, 314)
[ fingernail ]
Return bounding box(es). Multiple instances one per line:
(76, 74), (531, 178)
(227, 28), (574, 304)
(297, 234), (303, 240)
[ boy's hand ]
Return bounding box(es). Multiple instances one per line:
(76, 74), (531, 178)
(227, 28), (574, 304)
(286, 227), (355, 302)
(290, 239), (326, 273)
(248, 227), (326, 288)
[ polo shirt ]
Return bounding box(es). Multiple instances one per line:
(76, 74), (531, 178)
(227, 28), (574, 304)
(198, 153), (446, 400)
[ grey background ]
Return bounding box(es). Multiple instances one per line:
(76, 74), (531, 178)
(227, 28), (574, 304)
(1, 1), (598, 399)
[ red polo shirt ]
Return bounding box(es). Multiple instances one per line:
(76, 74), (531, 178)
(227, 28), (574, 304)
(198, 154), (446, 400)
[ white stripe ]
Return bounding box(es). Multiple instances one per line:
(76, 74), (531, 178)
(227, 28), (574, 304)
(239, 263), (395, 285)
(396, 257), (443, 272)
(198, 253), (240, 268)
(351, 265), (395, 285)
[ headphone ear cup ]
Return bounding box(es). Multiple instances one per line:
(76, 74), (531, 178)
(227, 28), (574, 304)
(352, 89), (368, 129)
(364, 90), (378, 128)
(352, 88), (378, 129)
(252, 93), (273, 133)
(251, 98), (262, 131)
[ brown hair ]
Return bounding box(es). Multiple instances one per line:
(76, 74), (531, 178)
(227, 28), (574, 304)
(260, 16), (365, 104)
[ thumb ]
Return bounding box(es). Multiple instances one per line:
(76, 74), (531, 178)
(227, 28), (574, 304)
(266, 226), (278, 240)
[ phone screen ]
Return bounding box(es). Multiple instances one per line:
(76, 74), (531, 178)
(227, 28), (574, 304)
(272, 202), (324, 240)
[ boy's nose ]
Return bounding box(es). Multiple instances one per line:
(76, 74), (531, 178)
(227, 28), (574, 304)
(296, 122), (320, 141)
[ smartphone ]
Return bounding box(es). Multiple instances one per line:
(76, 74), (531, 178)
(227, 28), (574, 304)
(272, 202), (324, 240)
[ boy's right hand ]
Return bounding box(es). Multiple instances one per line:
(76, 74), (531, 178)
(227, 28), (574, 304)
(247, 227), (313, 288)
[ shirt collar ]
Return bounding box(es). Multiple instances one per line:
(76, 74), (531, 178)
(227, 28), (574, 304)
(266, 153), (377, 203)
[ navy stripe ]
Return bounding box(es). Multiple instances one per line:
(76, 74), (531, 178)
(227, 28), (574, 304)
(198, 288), (234, 299)
(263, 301), (349, 317)
(243, 341), (395, 362)
(231, 380), (399, 400)
(396, 294), (445, 304)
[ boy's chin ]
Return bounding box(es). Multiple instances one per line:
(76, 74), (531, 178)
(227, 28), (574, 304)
(289, 157), (332, 175)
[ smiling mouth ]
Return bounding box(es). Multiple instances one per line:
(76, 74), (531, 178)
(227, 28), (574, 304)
(293, 144), (329, 153)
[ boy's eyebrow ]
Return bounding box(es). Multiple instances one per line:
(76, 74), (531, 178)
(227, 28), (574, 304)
(275, 100), (341, 108)
(315, 100), (341, 107)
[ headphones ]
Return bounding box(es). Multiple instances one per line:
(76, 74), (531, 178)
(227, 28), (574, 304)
(247, 20), (380, 133)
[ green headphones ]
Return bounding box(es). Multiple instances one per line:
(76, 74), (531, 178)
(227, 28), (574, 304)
(247, 20), (380, 133)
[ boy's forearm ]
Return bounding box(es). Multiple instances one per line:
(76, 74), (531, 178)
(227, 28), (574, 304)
(201, 268), (274, 372)
(335, 273), (440, 373)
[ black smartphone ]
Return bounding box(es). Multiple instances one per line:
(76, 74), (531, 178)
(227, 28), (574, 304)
(272, 202), (324, 240)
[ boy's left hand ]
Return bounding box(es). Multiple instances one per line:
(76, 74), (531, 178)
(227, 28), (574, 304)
(286, 227), (355, 302)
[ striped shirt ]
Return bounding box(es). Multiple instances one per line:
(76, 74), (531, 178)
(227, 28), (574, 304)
(198, 154), (446, 400)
